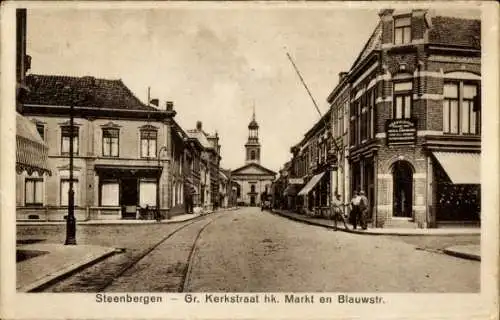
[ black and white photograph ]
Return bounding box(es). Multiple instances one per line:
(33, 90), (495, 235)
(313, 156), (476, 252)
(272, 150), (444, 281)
(1, 1), (498, 319)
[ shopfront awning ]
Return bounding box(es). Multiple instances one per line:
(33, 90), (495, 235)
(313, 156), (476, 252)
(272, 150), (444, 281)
(16, 113), (51, 176)
(297, 172), (326, 196)
(432, 152), (480, 184)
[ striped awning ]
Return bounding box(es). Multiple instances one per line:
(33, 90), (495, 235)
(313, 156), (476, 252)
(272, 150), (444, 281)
(432, 152), (480, 184)
(297, 172), (326, 196)
(16, 113), (51, 176)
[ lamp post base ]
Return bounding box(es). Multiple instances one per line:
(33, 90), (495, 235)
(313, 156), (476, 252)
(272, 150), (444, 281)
(65, 215), (77, 245)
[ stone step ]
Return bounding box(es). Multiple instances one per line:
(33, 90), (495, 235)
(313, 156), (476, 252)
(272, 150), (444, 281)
(384, 218), (417, 229)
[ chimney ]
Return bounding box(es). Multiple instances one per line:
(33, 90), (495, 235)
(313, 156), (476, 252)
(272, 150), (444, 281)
(166, 101), (174, 111)
(339, 72), (348, 82)
(196, 121), (202, 131)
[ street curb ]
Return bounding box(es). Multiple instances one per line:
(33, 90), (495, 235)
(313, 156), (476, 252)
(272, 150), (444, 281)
(270, 210), (480, 236)
(19, 247), (117, 292)
(16, 208), (239, 226)
(442, 248), (481, 261)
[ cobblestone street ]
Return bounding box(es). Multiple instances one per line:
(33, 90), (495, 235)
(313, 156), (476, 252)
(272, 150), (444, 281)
(186, 208), (479, 292)
(20, 208), (480, 293)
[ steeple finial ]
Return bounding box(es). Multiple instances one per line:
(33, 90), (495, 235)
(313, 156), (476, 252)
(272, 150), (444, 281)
(252, 102), (255, 121)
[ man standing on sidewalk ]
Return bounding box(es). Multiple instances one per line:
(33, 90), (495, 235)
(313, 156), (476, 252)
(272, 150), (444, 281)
(350, 191), (360, 229)
(358, 190), (369, 230)
(332, 193), (349, 231)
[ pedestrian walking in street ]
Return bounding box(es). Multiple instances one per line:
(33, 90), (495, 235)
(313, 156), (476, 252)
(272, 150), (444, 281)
(358, 190), (369, 230)
(332, 193), (349, 231)
(350, 191), (361, 229)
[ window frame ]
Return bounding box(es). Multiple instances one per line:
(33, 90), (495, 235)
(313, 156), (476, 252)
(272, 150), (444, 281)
(393, 81), (413, 119)
(36, 123), (45, 141)
(140, 129), (158, 158)
(99, 179), (120, 207)
(25, 177), (44, 206)
(102, 128), (120, 157)
(394, 16), (412, 45)
(60, 126), (79, 156)
(443, 80), (480, 135)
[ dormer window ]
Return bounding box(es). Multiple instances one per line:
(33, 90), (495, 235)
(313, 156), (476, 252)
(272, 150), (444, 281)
(394, 16), (411, 44)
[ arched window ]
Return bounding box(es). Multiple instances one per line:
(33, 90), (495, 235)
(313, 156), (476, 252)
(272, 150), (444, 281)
(250, 150), (256, 160)
(250, 185), (255, 193)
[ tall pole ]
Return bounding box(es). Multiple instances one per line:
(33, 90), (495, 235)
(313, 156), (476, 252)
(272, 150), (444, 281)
(285, 51), (340, 154)
(65, 102), (76, 245)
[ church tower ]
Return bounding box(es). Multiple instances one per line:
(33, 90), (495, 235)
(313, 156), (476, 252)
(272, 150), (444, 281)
(245, 107), (261, 164)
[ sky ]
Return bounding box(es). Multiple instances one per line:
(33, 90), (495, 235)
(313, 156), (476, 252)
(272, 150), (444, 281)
(25, 4), (480, 172)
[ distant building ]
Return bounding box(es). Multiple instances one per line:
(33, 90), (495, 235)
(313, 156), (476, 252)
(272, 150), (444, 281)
(186, 121), (220, 212)
(232, 110), (276, 206)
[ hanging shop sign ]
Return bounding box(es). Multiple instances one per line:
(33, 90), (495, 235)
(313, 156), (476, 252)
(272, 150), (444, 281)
(288, 178), (304, 185)
(385, 119), (417, 146)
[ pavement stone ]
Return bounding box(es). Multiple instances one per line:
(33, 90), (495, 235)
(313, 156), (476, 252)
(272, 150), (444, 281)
(272, 209), (480, 236)
(17, 243), (116, 292)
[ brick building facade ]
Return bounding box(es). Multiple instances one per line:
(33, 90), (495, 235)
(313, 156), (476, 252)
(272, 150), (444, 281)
(326, 9), (481, 228)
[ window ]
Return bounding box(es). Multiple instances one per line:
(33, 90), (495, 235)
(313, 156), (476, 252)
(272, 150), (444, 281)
(443, 83), (459, 134)
(60, 178), (79, 206)
(100, 181), (119, 206)
(250, 150), (256, 160)
(36, 123), (45, 141)
(61, 126), (79, 155)
(250, 184), (256, 193)
(139, 180), (157, 207)
(102, 128), (119, 157)
(393, 82), (413, 119)
(370, 90), (376, 138)
(25, 178), (43, 206)
(443, 82), (480, 135)
(141, 130), (157, 158)
(394, 16), (411, 45)
(462, 84), (479, 134)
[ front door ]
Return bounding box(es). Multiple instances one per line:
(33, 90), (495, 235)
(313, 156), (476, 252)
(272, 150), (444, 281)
(250, 196), (256, 206)
(392, 161), (413, 218)
(121, 178), (138, 219)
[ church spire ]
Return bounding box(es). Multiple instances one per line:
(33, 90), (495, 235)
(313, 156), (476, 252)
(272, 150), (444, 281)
(246, 103), (260, 164)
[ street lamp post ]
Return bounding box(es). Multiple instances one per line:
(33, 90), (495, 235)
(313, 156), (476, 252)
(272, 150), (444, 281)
(65, 101), (76, 245)
(157, 146), (168, 220)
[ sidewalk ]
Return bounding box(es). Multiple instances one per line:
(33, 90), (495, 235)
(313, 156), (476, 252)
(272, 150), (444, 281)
(17, 206), (240, 226)
(16, 207), (240, 292)
(17, 243), (117, 292)
(272, 209), (480, 236)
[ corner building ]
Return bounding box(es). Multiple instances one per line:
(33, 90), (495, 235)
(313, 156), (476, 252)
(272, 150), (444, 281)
(329, 9), (481, 228)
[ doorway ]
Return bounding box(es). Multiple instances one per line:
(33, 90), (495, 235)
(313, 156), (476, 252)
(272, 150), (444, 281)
(250, 196), (256, 206)
(121, 178), (138, 219)
(392, 161), (413, 218)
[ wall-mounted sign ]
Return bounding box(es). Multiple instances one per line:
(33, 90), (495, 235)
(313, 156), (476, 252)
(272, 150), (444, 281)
(289, 178), (304, 184)
(386, 119), (417, 146)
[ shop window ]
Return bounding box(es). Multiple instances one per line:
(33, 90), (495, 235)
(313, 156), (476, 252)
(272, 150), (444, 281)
(140, 129), (157, 158)
(394, 16), (411, 45)
(139, 180), (157, 207)
(102, 128), (119, 157)
(443, 82), (480, 135)
(25, 177), (43, 206)
(100, 180), (119, 206)
(393, 82), (413, 119)
(61, 126), (79, 155)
